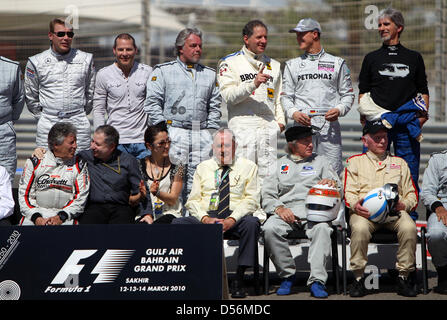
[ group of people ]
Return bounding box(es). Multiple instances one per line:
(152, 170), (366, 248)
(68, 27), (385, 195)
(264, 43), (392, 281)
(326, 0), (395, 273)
(1, 7), (447, 300)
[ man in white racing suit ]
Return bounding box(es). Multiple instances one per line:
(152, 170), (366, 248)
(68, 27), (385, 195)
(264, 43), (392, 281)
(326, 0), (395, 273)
(19, 123), (89, 226)
(24, 18), (96, 151)
(282, 18), (354, 175)
(217, 20), (285, 220)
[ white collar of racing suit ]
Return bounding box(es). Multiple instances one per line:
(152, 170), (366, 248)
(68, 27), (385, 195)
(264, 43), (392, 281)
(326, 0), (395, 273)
(50, 46), (74, 60)
(241, 46), (270, 71)
(47, 150), (77, 166)
(304, 48), (325, 61)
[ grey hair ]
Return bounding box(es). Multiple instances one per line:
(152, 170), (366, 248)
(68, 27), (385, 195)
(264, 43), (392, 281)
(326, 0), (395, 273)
(174, 28), (202, 56)
(212, 127), (236, 144)
(286, 139), (305, 155)
(95, 125), (120, 147)
(379, 7), (405, 35)
(286, 141), (295, 155)
(47, 122), (77, 152)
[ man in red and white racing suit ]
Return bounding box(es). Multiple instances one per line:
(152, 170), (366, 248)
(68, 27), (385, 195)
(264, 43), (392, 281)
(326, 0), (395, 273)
(19, 123), (89, 226)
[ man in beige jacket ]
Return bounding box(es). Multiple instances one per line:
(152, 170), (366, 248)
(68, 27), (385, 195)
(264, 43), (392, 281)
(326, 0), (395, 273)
(343, 120), (418, 297)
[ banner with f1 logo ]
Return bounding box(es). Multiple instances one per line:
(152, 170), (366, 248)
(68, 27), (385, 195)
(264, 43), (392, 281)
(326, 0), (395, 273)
(0, 224), (222, 300)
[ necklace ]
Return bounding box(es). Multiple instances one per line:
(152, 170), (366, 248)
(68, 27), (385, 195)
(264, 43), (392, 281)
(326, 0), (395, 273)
(101, 156), (121, 174)
(149, 156), (167, 181)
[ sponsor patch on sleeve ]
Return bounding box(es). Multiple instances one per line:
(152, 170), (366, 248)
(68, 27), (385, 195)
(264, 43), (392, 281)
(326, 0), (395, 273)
(21, 163), (27, 179)
(280, 164), (289, 174)
(26, 67), (35, 78)
(219, 63), (228, 76)
(151, 76), (157, 81)
(267, 88), (274, 98)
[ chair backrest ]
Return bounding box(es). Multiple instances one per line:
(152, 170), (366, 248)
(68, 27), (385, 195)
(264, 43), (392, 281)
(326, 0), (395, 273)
(9, 188), (21, 225)
(332, 202), (347, 228)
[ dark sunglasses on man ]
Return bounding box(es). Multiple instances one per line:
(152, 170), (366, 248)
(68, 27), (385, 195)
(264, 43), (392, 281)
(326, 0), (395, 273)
(53, 31), (74, 38)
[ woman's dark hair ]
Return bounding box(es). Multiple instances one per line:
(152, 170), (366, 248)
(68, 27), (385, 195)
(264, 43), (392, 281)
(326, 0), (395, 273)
(144, 121), (168, 145)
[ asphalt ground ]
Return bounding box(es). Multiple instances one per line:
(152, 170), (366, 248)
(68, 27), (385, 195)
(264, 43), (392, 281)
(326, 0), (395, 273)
(228, 268), (445, 301)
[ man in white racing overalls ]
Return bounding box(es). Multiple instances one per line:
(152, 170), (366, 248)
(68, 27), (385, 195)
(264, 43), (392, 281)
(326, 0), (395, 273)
(217, 20), (285, 221)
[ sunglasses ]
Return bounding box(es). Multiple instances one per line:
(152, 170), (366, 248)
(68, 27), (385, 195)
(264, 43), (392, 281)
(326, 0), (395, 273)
(53, 31), (74, 38)
(153, 139), (171, 148)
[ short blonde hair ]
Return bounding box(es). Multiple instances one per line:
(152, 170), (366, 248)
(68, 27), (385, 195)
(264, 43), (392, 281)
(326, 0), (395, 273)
(49, 18), (70, 33)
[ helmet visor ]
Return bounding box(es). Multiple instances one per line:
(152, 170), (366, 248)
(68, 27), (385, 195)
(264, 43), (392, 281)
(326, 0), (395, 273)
(306, 203), (334, 211)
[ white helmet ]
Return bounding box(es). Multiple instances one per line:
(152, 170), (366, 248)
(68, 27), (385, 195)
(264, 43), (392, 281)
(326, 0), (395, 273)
(362, 184), (399, 223)
(305, 184), (341, 222)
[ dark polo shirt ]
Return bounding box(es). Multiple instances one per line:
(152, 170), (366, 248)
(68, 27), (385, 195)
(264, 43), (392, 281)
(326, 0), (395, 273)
(78, 149), (141, 205)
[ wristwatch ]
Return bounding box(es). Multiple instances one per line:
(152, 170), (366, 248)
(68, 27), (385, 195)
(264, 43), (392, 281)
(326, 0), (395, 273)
(57, 211), (69, 223)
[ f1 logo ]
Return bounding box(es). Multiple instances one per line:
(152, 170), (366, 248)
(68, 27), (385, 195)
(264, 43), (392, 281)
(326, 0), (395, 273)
(51, 249), (134, 285)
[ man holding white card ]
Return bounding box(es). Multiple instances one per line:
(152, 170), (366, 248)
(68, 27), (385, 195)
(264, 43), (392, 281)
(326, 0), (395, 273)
(282, 18), (354, 175)
(217, 20), (285, 222)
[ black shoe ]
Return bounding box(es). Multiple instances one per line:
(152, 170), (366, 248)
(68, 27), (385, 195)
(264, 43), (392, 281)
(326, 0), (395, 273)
(387, 268), (399, 280)
(230, 279), (246, 298)
(349, 278), (367, 297)
(396, 277), (418, 297)
(434, 283), (447, 294)
(434, 265), (447, 294)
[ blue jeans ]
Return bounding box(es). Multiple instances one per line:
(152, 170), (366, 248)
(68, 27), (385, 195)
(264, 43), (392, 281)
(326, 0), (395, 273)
(117, 143), (151, 160)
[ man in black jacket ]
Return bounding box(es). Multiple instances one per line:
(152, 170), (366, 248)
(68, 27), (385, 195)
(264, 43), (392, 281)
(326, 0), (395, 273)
(358, 7), (429, 220)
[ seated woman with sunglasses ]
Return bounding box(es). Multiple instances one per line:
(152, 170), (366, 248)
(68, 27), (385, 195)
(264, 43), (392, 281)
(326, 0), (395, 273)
(137, 122), (184, 224)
